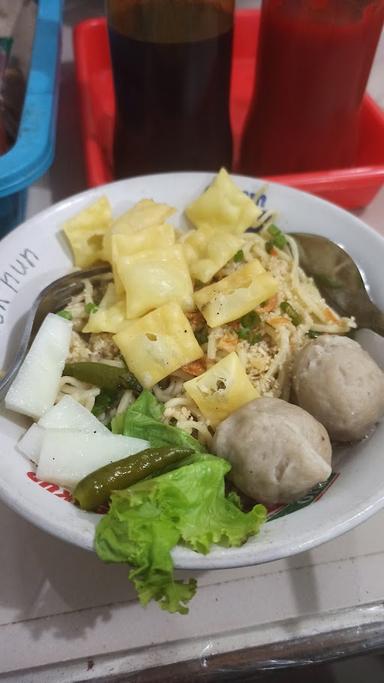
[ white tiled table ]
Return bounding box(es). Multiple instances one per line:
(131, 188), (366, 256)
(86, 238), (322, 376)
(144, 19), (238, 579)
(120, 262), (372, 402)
(1, 2), (384, 680)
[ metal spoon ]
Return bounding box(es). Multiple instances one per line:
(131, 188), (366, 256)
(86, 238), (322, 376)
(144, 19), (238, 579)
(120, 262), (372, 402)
(0, 265), (111, 401)
(290, 232), (384, 336)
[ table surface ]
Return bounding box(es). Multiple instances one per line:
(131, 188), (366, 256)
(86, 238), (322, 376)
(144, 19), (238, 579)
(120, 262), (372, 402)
(1, 1), (384, 681)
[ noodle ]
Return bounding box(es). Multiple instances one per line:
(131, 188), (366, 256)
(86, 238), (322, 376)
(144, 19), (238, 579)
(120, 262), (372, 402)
(57, 376), (100, 412)
(61, 218), (355, 443)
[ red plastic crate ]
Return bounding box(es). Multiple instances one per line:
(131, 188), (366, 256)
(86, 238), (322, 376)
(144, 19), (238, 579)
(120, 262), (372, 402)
(73, 9), (384, 209)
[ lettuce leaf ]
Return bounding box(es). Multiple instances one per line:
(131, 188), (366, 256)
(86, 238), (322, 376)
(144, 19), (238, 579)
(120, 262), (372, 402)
(111, 390), (206, 452)
(127, 389), (164, 421)
(95, 454), (266, 614)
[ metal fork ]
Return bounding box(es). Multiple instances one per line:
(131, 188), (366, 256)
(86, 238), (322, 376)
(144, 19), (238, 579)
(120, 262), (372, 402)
(0, 265), (111, 401)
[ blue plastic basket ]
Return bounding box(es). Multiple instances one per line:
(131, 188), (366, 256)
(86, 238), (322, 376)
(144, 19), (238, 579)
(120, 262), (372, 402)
(0, 0), (62, 238)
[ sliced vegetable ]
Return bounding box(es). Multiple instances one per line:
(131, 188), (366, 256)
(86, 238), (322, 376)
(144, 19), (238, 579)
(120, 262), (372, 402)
(63, 361), (142, 394)
(74, 446), (193, 511)
(37, 430), (150, 489)
(16, 424), (43, 464)
(17, 395), (109, 464)
(280, 301), (303, 326)
(95, 453), (267, 614)
(112, 390), (206, 452)
(40, 395), (110, 432)
(5, 313), (72, 420)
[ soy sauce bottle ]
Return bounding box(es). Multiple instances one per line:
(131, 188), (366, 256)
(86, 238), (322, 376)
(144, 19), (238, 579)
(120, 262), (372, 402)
(106, 0), (234, 178)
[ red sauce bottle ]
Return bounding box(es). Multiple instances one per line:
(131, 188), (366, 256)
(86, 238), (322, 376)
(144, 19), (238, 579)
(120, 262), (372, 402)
(239, 0), (384, 176)
(106, 0), (234, 179)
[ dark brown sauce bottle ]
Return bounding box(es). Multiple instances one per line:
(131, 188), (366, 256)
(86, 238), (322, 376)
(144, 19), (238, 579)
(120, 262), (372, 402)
(107, 0), (234, 178)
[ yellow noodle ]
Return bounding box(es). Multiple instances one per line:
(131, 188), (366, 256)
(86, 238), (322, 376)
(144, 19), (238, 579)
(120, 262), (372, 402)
(61, 224), (355, 443)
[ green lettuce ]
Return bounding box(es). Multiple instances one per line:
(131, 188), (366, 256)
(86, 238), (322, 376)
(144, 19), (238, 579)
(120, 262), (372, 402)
(95, 454), (266, 614)
(111, 390), (206, 452)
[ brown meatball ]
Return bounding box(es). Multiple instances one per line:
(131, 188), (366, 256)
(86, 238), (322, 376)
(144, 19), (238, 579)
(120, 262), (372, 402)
(292, 335), (384, 442)
(212, 397), (332, 505)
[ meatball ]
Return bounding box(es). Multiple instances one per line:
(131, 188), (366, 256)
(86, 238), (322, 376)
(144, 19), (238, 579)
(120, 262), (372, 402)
(212, 397), (332, 505)
(292, 335), (384, 442)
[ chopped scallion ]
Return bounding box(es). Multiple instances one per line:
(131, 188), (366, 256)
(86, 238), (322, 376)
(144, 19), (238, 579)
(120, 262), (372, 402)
(280, 301), (302, 327)
(233, 249), (244, 263)
(237, 328), (262, 345)
(240, 311), (261, 328)
(237, 310), (262, 344)
(267, 224), (287, 250)
(56, 310), (73, 321)
(85, 302), (99, 315)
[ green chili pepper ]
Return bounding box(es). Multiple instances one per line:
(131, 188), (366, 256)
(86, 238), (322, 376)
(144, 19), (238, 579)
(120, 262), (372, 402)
(57, 310), (73, 321)
(74, 446), (194, 511)
(280, 301), (303, 327)
(63, 361), (142, 394)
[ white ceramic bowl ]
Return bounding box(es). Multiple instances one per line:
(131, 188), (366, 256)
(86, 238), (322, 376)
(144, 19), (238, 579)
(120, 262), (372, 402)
(1, 172), (384, 569)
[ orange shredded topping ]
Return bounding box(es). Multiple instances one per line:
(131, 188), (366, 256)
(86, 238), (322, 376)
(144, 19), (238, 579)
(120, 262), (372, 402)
(217, 335), (238, 352)
(186, 310), (205, 331)
(258, 294), (278, 313)
(268, 316), (291, 327)
(180, 358), (207, 377)
(324, 307), (339, 323)
(227, 320), (240, 330)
